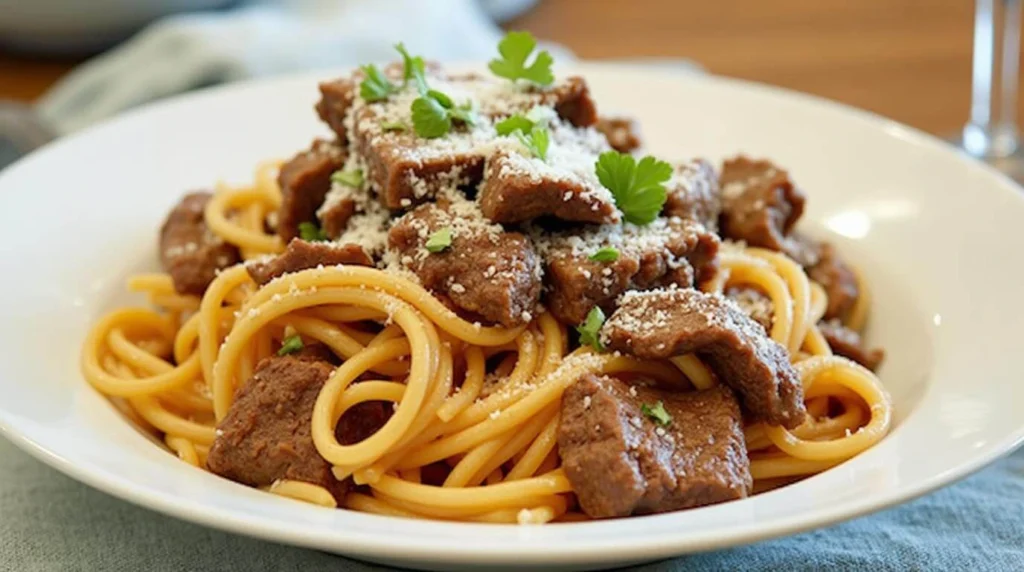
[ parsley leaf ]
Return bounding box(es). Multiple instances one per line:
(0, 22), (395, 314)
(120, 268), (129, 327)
(448, 101), (477, 126)
(488, 31), (554, 85)
(495, 114), (535, 136)
(425, 227), (453, 253)
(297, 222), (328, 242)
(514, 126), (550, 160)
(277, 334), (305, 356)
(381, 120), (408, 132)
(359, 64), (397, 102)
(595, 151), (673, 225)
(641, 401), (672, 426)
(496, 114), (548, 160)
(412, 96), (452, 138)
(589, 247), (620, 262)
(412, 92), (474, 138)
(575, 306), (606, 351)
(331, 169), (363, 188)
(395, 43), (428, 94)
(427, 89), (453, 108)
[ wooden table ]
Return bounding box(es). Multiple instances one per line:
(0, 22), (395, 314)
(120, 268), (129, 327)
(0, 0), (1002, 136)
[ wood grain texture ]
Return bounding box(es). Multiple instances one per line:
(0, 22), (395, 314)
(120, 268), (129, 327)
(0, 0), (1011, 135)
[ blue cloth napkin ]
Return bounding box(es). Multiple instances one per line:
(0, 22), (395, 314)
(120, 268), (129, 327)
(1, 435), (1021, 571)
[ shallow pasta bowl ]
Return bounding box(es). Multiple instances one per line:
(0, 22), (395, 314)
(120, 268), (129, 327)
(0, 63), (1023, 571)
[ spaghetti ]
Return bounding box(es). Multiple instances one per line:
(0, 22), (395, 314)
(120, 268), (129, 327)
(81, 166), (892, 522)
(80, 48), (892, 524)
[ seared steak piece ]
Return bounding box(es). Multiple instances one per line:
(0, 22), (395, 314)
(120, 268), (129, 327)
(277, 139), (347, 241)
(594, 116), (641, 153)
(246, 239), (373, 286)
(783, 233), (861, 321)
(318, 198), (359, 239)
(539, 216), (719, 324)
(719, 156), (806, 251)
(159, 191), (240, 296)
(807, 241), (860, 321)
(601, 288), (805, 429)
(818, 319), (884, 371)
(315, 78), (357, 145)
(207, 356), (388, 501)
(388, 200), (541, 327)
(559, 375), (751, 518)
(725, 286), (774, 334)
(346, 73), (598, 210)
(543, 76), (599, 127)
(663, 159), (721, 232)
(479, 150), (619, 225)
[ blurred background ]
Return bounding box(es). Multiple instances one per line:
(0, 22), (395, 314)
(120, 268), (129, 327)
(0, 0), (1016, 137)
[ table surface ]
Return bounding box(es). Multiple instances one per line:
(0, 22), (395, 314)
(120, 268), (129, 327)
(0, 0), (1010, 136)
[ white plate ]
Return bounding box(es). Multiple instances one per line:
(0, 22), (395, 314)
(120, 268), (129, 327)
(1, 63), (1023, 571)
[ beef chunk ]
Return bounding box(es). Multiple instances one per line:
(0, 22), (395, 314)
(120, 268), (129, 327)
(725, 286), (773, 334)
(544, 76), (599, 127)
(540, 216), (719, 324)
(318, 198), (358, 239)
(546, 254), (638, 325)
(336, 400), (391, 446)
(350, 74), (598, 210)
(388, 201), (541, 327)
(602, 289), (805, 428)
(246, 239), (372, 286)
(315, 78), (356, 144)
(663, 159), (721, 232)
(559, 375), (751, 518)
(159, 192), (240, 296)
(719, 156), (806, 251)
(781, 230), (821, 268)
(595, 116), (641, 153)
(207, 356), (387, 501)
(807, 241), (859, 321)
(818, 319), (884, 371)
(783, 233), (860, 321)
(443, 73), (597, 126)
(479, 150), (619, 224)
(277, 140), (347, 241)
(356, 125), (485, 210)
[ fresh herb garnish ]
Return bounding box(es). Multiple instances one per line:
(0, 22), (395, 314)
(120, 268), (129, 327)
(641, 401), (672, 426)
(411, 96), (451, 138)
(495, 114), (548, 159)
(358, 64), (397, 102)
(388, 44), (474, 138)
(595, 151), (673, 225)
(427, 89), (453, 108)
(411, 92), (475, 138)
(488, 31), (554, 86)
(575, 306), (606, 351)
(360, 44), (426, 104)
(381, 120), (408, 132)
(424, 227), (453, 253)
(448, 101), (477, 126)
(495, 114), (535, 136)
(589, 247), (620, 262)
(515, 126), (550, 160)
(277, 334), (304, 356)
(297, 222), (328, 242)
(331, 169), (363, 188)
(395, 43), (429, 94)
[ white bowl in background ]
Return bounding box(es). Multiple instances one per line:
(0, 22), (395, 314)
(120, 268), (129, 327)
(0, 0), (235, 53)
